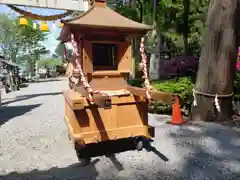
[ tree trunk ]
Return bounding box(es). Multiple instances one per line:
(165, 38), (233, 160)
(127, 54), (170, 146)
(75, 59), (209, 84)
(149, 0), (159, 80)
(183, 0), (190, 55)
(130, 0), (137, 78)
(191, 0), (240, 122)
(136, 0), (143, 22)
(149, 35), (162, 80)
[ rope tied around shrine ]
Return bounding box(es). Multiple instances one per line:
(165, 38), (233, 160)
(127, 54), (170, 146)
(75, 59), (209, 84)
(65, 34), (152, 102)
(139, 37), (152, 101)
(192, 88), (234, 112)
(70, 34), (110, 102)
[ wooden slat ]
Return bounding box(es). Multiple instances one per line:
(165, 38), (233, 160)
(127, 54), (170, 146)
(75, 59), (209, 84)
(126, 85), (175, 104)
(83, 40), (93, 74)
(70, 125), (154, 144)
(117, 42), (132, 73)
(63, 90), (85, 110)
(92, 93), (111, 108)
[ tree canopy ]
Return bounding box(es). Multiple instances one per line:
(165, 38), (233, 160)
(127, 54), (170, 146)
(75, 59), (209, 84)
(0, 14), (50, 75)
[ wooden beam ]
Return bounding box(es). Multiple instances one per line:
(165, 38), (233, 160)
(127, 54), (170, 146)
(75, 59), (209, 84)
(92, 93), (111, 109)
(72, 86), (112, 108)
(63, 90), (85, 110)
(126, 85), (175, 104)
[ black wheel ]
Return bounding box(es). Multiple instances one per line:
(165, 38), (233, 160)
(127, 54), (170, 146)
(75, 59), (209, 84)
(134, 136), (143, 151)
(74, 143), (91, 166)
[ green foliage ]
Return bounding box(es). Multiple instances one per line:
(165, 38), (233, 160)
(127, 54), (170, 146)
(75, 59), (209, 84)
(162, 0), (208, 55)
(147, 71), (240, 114)
(128, 76), (194, 114)
(234, 72), (240, 102)
(108, 0), (208, 55)
(38, 59), (62, 69)
(127, 78), (143, 87)
(0, 14), (21, 61)
(17, 25), (48, 60)
(54, 43), (65, 61)
(150, 77), (194, 114)
(115, 6), (139, 21)
(152, 77), (194, 105)
(0, 14), (49, 75)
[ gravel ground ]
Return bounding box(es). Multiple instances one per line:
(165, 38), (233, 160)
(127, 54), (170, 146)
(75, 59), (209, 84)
(1, 77), (240, 180)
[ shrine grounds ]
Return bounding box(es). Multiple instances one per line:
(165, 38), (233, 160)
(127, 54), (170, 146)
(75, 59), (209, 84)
(1, 77), (240, 180)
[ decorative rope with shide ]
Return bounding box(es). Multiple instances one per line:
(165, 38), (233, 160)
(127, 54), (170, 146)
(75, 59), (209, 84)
(192, 88), (234, 112)
(69, 34), (130, 101)
(70, 34), (110, 102)
(65, 34), (152, 102)
(139, 37), (152, 100)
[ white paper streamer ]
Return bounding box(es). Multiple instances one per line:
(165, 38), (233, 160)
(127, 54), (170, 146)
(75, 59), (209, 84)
(193, 91), (197, 107)
(214, 94), (221, 112)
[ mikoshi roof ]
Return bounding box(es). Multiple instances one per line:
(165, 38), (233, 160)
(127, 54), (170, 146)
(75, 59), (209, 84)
(61, 0), (152, 31)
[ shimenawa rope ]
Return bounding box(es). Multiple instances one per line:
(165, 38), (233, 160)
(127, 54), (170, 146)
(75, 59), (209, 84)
(192, 88), (233, 112)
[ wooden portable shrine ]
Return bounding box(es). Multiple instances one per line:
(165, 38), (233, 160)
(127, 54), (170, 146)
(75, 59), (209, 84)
(60, 0), (175, 165)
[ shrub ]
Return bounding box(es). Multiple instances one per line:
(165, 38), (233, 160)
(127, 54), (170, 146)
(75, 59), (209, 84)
(234, 58), (240, 102)
(160, 55), (198, 78)
(127, 76), (194, 115)
(150, 77), (194, 115)
(234, 72), (240, 102)
(127, 57), (240, 115)
(152, 77), (194, 104)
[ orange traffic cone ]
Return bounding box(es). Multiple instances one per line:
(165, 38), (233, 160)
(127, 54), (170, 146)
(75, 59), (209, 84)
(170, 96), (185, 125)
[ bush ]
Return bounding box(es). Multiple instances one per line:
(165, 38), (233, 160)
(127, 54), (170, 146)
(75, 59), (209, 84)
(150, 77), (194, 115)
(161, 55), (198, 77)
(234, 72), (240, 102)
(127, 61), (240, 115)
(38, 59), (62, 69)
(127, 76), (194, 115)
(152, 77), (194, 104)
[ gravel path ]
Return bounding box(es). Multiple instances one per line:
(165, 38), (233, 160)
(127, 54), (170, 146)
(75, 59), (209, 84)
(1, 77), (240, 180)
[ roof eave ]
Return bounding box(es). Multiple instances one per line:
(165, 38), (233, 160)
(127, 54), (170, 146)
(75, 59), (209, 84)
(63, 23), (153, 32)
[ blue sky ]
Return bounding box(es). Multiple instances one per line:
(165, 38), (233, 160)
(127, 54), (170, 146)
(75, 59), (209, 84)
(0, 4), (65, 55)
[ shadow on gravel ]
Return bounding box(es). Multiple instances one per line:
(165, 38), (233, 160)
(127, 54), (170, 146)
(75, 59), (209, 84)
(0, 166), (184, 180)
(0, 104), (42, 126)
(0, 160), (99, 180)
(2, 122), (240, 179)
(19, 83), (29, 88)
(167, 122), (240, 179)
(2, 92), (62, 106)
(0, 142), (172, 180)
(31, 78), (62, 83)
(87, 137), (169, 164)
(144, 142), (169, 162)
